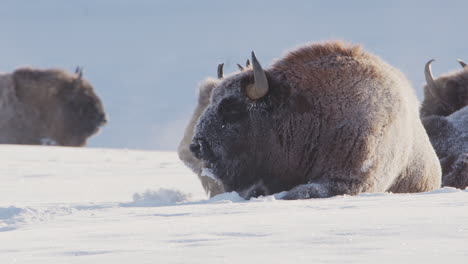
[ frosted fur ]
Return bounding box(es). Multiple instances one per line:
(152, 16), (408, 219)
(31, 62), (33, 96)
(178, 78), (225, 197)
(192, 41), (441, 199)
(0, 68), (106, 146)
(422, 106), (468, 189)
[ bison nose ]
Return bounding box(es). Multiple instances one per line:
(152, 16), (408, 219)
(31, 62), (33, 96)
(190, 141), (202, 159)
(190, 138), (214, 161)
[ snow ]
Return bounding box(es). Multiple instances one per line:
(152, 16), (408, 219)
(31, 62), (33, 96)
(201, 167), (220, 183)
(1, 145), (468, 263)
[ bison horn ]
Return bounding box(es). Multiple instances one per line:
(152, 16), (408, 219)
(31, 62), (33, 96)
(237, 63), (244, 71)
(247, 51), (269, 100)
(425, 59), (452, 110)
(424, 59), (440, 98)
(246, 59), (251, 67)
(457, 59), (467, 69)
(217, 63), (224, 79)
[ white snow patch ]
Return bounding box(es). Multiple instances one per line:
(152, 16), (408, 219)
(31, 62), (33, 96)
(250, 195), (278, 202)
(0, 206), (24, 232)
(0, 206), (23, 220)
(201, 167), (220, 183)
(207, 192), (245, 203)
(122, 188), (192, 207)
(1, 145), (468, 263)
(40, 138), (57, 146)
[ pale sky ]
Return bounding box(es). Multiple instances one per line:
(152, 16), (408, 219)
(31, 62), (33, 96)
(0, 0), (465, 150)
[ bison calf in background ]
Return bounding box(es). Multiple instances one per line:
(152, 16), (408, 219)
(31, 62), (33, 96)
(189, 41), (441, 200)
(178, 71), (224, 197)
(179, 63), (253, 197)
(0, 67), (107, 146)
(421, 60), (468, 189)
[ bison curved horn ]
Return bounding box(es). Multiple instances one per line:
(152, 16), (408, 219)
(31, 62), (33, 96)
(247, 51), (269, 100)
(237, 63), (244, 71)
(424, 59), (439, 98)
(457, 59), (467, 69)
(217, 63), (224, 79)
(425, 59), (451, 110)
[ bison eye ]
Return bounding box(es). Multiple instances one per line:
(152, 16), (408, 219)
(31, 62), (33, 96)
(218, 97), (247, 123)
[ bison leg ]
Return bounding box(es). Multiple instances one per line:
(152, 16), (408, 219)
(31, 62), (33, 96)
(281, 183), (331, 199)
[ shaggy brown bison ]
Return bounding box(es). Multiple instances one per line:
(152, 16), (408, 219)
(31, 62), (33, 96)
(188, 41), (441, 199)
(0, 67), (106, 146)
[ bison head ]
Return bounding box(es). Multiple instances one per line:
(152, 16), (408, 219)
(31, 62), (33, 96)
(13, 67), (107, 146)
(191, 52), (310, 199)
(421, 60), (468, 117)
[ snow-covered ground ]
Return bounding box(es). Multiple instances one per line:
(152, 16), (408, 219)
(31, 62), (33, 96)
(1, 145), (467, 263)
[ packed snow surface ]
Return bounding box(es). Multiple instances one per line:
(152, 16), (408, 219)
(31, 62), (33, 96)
(0, 145), (467, 263)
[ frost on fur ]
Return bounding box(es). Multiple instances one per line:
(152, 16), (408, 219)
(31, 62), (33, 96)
(188, 41), (441, 200)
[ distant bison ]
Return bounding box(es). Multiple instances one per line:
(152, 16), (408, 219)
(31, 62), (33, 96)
(421, 60), (468, 189)
(189, 41), (441, 199)
(0, 67), (106, 146)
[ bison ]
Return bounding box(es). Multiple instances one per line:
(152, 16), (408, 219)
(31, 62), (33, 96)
(0, 67), (107, 146)
(188, 41), (441, 200)
(421, 59), (468, 118)
(422, 106), (468, 189)
(421, 60), (468, 189)
(179, 62), (252, 197)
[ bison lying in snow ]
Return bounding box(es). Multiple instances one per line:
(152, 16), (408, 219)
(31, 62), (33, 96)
(186, 41), (441, 199)
(0, 67), (106, 146)
(421, 60), (468, 189)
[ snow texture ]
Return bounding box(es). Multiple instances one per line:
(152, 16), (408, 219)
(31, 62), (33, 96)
(0, 145), (467, 263)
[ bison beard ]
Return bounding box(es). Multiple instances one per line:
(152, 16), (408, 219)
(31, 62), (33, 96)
(190, 41), (441, 199)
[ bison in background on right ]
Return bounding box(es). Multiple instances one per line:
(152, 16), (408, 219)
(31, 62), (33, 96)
(421, 60), (468, 189)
